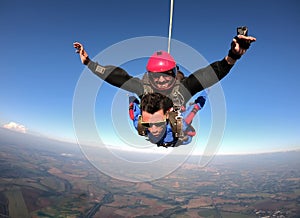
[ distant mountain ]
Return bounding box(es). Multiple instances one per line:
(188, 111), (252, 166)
(0, 127), (80, 154)
(1, 126), (299, 159)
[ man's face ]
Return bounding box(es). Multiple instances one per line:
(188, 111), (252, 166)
(141, 109), (167, 139)
(149, 71), (176, 90)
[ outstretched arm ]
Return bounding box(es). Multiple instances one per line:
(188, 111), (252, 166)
(183, 32), (256, 96)
(73, 41), (144, 95)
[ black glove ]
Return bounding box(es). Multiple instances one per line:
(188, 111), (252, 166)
(195, 96), (206, 108)
(228, 26), (251, 60)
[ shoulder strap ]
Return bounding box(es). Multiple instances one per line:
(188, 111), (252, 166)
(142, 73), (153, 94)
(169, 81), (185, 109)
(137, 115), (147, 136)
(168, 111), (184, 139)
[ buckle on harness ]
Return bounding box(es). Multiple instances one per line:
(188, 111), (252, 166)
(168, 111), (184, 139)
(157, 142), (177, 148)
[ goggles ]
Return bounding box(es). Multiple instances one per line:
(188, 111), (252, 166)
(148, 68), (177, 79)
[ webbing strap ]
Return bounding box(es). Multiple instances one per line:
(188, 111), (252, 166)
(168, 111), (184, 139)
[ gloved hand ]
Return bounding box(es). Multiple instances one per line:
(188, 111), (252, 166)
(228, 26), (256, 60)
(195, 96), (206, 108)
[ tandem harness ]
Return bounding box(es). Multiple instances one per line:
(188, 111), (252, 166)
(128, 74), (205, 147)
(129, 98), (201, 147)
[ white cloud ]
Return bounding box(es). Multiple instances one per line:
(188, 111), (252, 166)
(3, 121), (27, 133)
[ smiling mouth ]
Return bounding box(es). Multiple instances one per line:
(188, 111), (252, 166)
(157, 84), (168, 88)
(156, 82), (172, 89)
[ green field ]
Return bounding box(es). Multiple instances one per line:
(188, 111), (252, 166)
(5, 188), (30, 218)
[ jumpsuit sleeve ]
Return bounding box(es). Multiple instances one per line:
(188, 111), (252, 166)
(87, 60), (144, 96)
(182, 58), (233, 96)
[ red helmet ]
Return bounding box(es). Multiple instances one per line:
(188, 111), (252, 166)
(146, 51), (176, 73)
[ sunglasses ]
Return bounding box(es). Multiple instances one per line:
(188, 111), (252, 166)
(141, 121), (167, 128)
(140, 116), (167, 128)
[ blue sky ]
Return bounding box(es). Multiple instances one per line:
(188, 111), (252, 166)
(1, 0), (299, 155)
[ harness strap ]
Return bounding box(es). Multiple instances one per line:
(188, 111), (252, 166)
(168, 111), (184, 139)
(142, 74), (185, 108)
(129, 102), (134, 120)
(137, 115), (147, 136)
